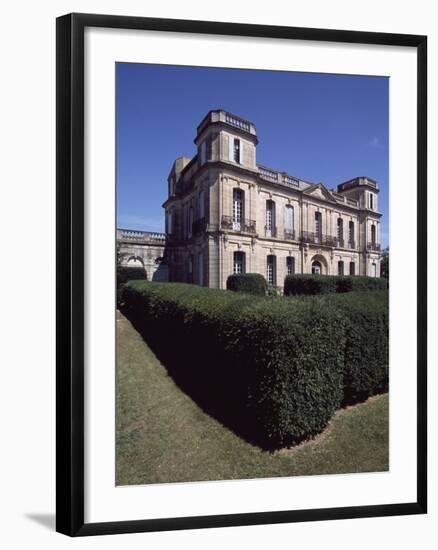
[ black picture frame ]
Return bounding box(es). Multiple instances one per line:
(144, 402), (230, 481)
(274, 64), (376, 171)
(56, 12), (427, 537)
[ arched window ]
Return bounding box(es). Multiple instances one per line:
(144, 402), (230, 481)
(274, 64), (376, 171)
(286, 256), (295, 276)
(314, 211), (322, 242)
(267, 255), (276, 286)
(232, 189), (244, 230)
(349, 261), (355, 276)
(349, 221), (355, 248)
(338, 260), (344, 276)
(266, 200), (276, 237)
(337, 218), (344, 247)
(233, 251), (246, 274)
(284, 205), (294, 239)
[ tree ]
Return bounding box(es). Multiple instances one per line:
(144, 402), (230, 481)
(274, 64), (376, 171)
(380, 247), (389, 280)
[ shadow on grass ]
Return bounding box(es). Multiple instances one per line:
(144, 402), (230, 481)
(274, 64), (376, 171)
(121, 307), (387, 453)
(121, 309), (327, 452)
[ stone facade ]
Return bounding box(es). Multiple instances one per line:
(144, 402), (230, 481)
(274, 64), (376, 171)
(117, 229), (168, 282)
(163, 110), (382, 289)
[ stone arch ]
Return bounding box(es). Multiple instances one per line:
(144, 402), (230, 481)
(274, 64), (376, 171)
(310, 254), (329, 275)
(125, 255), (144, 268)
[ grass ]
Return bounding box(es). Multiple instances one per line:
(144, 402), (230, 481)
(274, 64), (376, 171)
(116, 310), (389, 486)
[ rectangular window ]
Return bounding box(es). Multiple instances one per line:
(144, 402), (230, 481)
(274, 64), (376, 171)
(286, 256), (295, 276)
(233, 251), (245, 274)
(228, 135), (241, 163)
(337, 218), (344, 246)
(338, 260), (344, 276)
(349, 221), (355, 247)
(233, 138), (240, 163)
(349, 262), (355, 276)
(284, 205), (294, 234)
(315, 212), (322, 241)
(369, 193), (374, 209)
(266, 200), (275, 236)
(232, 189), (243, 230)
(267, 255), (276, 286)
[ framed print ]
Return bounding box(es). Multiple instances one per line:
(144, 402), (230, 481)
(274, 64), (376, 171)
(56, 13), (427, 536)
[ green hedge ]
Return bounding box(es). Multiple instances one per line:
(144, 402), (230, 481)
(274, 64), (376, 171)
(284, 274), (387, 296)
(121, 281), (345, 448)
(325, 291), (389, 402)
(117, 266), (147, 287)
(226, 273), (267, 296)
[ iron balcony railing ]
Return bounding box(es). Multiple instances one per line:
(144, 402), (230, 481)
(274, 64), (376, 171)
(348, 240), (356, 249)
(301, 231), (337, 247)
(335, 238), (345, 248)
(284, 229), (296, 241)
(264, 226), (278, 238)
(221, 215), (256, 234)
(367, 242), (381, 252)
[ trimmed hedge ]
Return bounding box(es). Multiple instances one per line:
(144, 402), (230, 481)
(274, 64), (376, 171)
(121, 281), (345, 448)
(117, 266), (147, 287)
(284, 274), (387, 296)
(226, 273), (267, 296)
(325, 291), (389, 402)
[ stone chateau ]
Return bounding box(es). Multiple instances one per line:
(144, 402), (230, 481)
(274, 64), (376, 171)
(118, 109), (382, 288)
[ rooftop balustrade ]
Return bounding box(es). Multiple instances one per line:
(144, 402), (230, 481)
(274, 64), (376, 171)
(117, 228), (166, 242)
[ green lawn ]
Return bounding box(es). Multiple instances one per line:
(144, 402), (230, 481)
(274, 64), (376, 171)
(116, 310), (389, 486)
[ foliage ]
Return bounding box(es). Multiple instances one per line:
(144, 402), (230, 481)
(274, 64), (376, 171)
(117, 308), (389, 484)
(380, 247), (389, 280)
(324, 291), (389, 402)
(121, 281), (345, 447)
(284, 274), (387, 296)
(117, 266), (147, 287)
(226, 273), (267, 296)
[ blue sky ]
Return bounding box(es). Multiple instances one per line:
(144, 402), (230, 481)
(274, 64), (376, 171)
(116, 64), (389, 247)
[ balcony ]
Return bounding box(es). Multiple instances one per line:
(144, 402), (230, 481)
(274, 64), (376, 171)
(301, 231), (337, 247)
(367, 242), (381, 252)
(264, 226), (278, 238)
(284, 229), (296, 241)
(221, 215), (256, 234)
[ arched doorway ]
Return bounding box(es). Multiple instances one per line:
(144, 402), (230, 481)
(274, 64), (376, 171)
(310, 254), (328, 275)
(312, 260), (322, 275)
